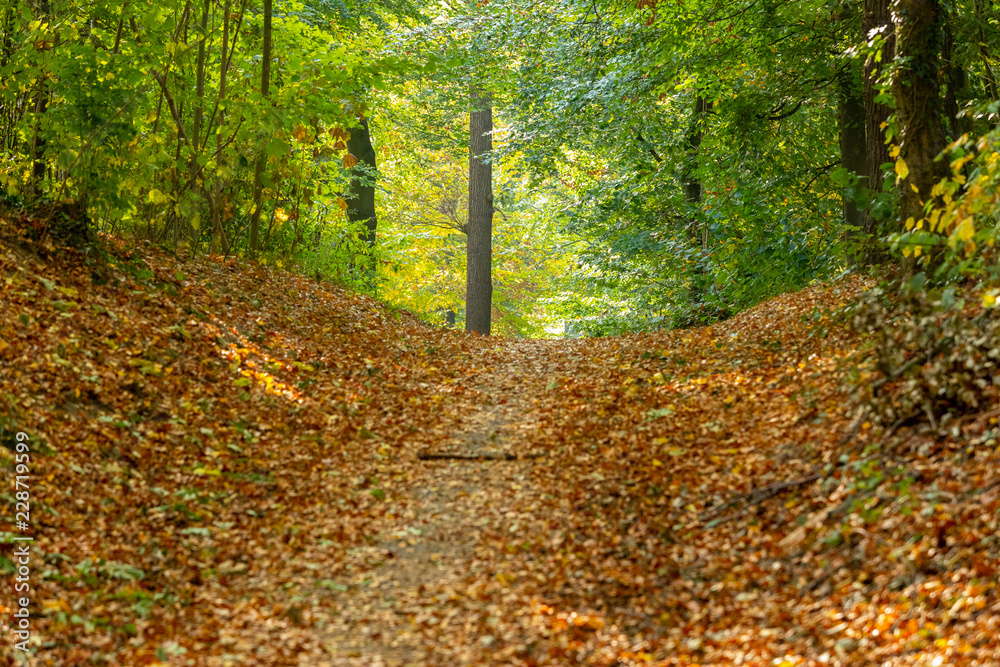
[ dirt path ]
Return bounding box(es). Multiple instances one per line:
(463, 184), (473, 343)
(314, 341), (553, 666)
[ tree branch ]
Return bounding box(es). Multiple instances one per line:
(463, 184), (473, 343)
(631, 126), (662, 163)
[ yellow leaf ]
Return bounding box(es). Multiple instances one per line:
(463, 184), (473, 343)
(983, 292), (997, 308)
(895, 157), (909, 180)
(914, 246), (922, 257)
(147, 188), (169, 204)
(652, 459), (663, 467)
(42, 599), (70, 613)
(336, 197), (348, 212)
(495, 572), (516, 585)
(905, 216), (915, 231)
(928, 209), (941, 232)
(954, 216), (975, 242)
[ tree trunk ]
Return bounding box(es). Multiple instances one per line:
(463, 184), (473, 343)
(346, 116), (378, 267)
(891, 0), (949, 231)
(682, 96), (708, 236)
(29, 0), (51, 200)
(185, 0), (209, 246)
(683, 96), (710, 317)
(249, 0), (272, 256)
(940, 11), (966, 139)
(466, 88), (493, 336)
(29, 82), (47, 200)
(212, 0), (230, 254)
(860, 0), (895, 261)
(838, 63), (867, 264)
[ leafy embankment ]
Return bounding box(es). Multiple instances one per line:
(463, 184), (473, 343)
(425, 281), (1000, 665)
(0, 215), (477, 664)
(1, 217), (999, 666)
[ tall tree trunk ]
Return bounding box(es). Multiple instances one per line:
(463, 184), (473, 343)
(861, 0), (895, 261)
(466, 88), (493, 336)
(940, 12), (966, 139)
(249, 0), (272, 256)
(682, 96), (708, 241)
(839, 63), (867, 264)
(191, 0), (208, 155)
(212, 0), (230, 254)
(29, 0), (50, 200)
(683, 96), (709, 317)
(29, 82), (47, 200)
(346, 116), (378, 270)
(892, 0), (950, 250)
(185, 0), (209, 246)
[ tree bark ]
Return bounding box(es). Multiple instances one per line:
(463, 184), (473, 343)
(29, 81), (47, 200)
(29, 0), (51, 200)
(346, 116), (378, 266)
(682, 96), (708, 238)
(838, 63), (867, 263)
(466, 88), (493, 336)
(249, 0), (272, 256)
(861, 0), (895, 261)
(891, 0), (949, 230)
(940, 11), (966, 139)
(183, 0), (209, 246)
(683, 96), (710, 317)
(212, 0), (230, 254)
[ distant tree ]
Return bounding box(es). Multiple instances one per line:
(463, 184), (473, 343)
(345, 115), (378, 271)
(860, 0), (896, 262)
(249, 0), (273, 256)
(839, 62), (867, 264)
(466, 86), (493, 335)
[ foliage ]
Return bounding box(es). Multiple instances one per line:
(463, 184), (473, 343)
(0, 0), (410, 268)
(0, 211), (478, 662)
(476, 0), (855, 329)
(373, 84), (573, 337)
(890, 103), (1000, 282)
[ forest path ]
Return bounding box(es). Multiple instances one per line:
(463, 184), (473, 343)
(315, 340), (565, 666)
(14, 239), (998, 666)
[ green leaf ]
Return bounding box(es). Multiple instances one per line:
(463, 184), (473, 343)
(265, 138), (290, 157)
(829, 167), (851, 187)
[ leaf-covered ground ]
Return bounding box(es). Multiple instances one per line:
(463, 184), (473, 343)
(1, 223), (999, 666)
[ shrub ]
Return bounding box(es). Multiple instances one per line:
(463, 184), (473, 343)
(848, 282), (1000, 432)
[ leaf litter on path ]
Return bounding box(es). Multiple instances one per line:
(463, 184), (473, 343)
(1, 227), (998, 666)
